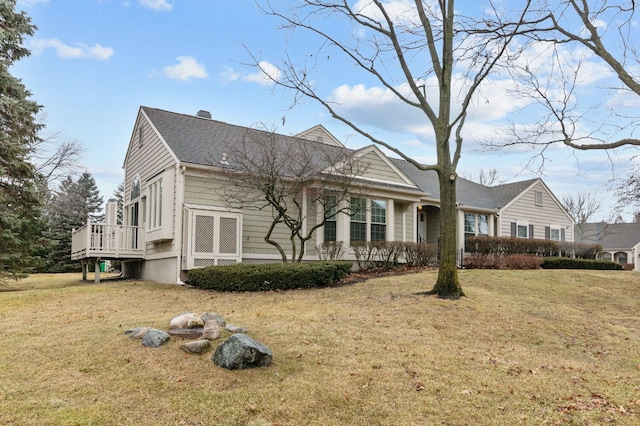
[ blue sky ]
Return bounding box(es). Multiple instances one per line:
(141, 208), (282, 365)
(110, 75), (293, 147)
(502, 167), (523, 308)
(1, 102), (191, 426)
(12, 0), (638, 221)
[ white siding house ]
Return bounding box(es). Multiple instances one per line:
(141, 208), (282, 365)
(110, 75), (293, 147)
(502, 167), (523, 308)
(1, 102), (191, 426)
(71, 106), (575, 283)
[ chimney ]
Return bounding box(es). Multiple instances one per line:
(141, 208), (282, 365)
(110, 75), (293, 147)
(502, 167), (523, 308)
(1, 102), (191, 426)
(196, 110), (211, 119)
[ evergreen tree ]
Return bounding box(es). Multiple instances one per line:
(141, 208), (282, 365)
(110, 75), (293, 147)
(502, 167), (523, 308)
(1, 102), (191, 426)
(45, 172), (103, 272)
(0, 1), (44, 282)
(113, 182), (124, 225)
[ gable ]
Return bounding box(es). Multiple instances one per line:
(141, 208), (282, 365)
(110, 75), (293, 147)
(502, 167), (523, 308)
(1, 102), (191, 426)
(295, 125), (345, 147)
(353, 146), (417, 187)
(123, 108), (178, 202)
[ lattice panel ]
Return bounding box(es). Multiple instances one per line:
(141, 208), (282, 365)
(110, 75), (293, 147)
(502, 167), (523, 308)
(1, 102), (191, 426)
(219, 217), (238, 254)
(194, 215), (214, 253)
(217, 259), (237, 266)
(193, 258), (215, 268)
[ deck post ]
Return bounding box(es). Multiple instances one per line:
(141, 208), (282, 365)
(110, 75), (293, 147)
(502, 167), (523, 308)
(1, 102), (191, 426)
(85, 219), (91, 257)
(95, 258), (101, 284)
(82, 261), (88, 281)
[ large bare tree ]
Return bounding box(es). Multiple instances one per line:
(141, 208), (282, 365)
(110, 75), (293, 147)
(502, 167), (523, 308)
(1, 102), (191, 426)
(562, 191), (602, 240)
(254, 0), (530, 298)
(215, 126), (367, 263)
(487, 0), (639, 169)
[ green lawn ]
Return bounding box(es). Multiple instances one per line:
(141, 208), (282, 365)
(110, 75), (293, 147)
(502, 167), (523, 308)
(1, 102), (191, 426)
(1, 269), (639, 425)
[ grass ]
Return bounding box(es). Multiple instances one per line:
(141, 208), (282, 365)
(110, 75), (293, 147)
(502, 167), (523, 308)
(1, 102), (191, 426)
(0, 269), (639, 425)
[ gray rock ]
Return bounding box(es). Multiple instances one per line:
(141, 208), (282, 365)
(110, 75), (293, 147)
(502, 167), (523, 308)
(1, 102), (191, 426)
(212, 334), (272, 370)
(225, 324), (248, 334)
(141, 328), (170, 348)
(202, 320), (221, 340)
(167, 327), (203, 339)
(124, 327), (149, 339)
(180, 339), (212, 354)
(201, 312), (226, 328)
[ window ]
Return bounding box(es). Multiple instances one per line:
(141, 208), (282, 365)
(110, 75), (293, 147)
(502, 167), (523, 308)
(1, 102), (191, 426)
(478, 215), (489, 235)
(370, 199), (386, 242)
(148, 179), (162, 230)
(350, 197), (367, 242)
(131, 177), (141, 201)
(535, 190), (543, 206)
(550, 227), (560, 241)
(464, 213), (476, 238)
(138, 126), (143, 148)
(324, 195), (337, 242)
(517, 223), (528, 238)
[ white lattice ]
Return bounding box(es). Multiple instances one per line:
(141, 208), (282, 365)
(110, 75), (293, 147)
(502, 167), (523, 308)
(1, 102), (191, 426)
(193, 258), (216, 268)
(217, 259), (237, 266)
(219, 217), (238, 254)
(194, 215), (214, 253)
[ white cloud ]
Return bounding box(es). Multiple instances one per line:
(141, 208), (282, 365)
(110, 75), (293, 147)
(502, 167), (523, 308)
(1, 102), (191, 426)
(220, 65), (240, 82)
(139, 0), (172, 11)
(163, 56), (208, 81)
(30, 38), (114, 60)
(243, 61), (281, 85)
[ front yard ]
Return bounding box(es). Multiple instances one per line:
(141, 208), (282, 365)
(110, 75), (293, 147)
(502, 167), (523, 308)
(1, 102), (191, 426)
(1, 269), (638, 425)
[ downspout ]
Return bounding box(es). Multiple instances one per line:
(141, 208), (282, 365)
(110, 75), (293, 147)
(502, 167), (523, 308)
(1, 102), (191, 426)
(175, 164), (186, 284)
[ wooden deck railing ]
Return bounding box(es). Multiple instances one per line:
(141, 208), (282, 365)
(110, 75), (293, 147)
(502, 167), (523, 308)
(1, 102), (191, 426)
(71, 221), (145, 260)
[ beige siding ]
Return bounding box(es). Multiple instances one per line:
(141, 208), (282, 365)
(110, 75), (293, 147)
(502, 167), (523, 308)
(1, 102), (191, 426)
(500, 181), (574, 241)
(184, 174), (319, 259)
(359, 151), (408, 185)
(123, 113), (178, 258)
(394, 202), (413, 242)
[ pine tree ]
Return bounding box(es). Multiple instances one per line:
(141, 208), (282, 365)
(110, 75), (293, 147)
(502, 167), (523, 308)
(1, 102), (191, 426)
(0, 1), (45, 282)
(45, 173), (104, 272)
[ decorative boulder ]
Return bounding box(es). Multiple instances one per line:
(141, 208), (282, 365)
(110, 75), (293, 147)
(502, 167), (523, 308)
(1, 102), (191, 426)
(124, 327), (149, 339)
(180, 339), (212, 354)
(169, 313), (204, 330)
(201, 312), (226, 328)
(202, 320), (221, 341)
(212, 334), (272, 370)
(167, 328), (203, 339)
(225, 324), (248, 334)
(141, 328), (170, 348)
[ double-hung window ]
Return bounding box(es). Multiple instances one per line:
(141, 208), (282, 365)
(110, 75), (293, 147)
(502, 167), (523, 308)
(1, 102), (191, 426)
(350, 197), (367, 242)
(324, 195), (337, 242)
(370, 199), (386, 242)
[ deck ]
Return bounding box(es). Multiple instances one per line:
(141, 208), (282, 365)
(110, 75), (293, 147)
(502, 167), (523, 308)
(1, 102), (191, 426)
(71, 221), (145, 282)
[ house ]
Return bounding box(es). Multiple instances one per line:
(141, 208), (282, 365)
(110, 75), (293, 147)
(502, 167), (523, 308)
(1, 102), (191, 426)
(576, 222), (640, 270)
(71, 106), (574, 283)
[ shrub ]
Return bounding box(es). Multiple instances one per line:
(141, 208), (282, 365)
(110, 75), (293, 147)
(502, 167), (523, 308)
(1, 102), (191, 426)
(465, 253), (542, 270)
(317, 241), (346, 261)
(188, 261), (353, 292)
(542, 257), (623, 270)
(465, 236), (602, 259)
(403, 242), (438, 267)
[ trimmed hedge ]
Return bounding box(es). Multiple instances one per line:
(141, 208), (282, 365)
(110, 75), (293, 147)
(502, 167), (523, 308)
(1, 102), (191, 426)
(542, 257), (623, 270)
(188, 261), (353, 292)
(465, 236), (602, 259)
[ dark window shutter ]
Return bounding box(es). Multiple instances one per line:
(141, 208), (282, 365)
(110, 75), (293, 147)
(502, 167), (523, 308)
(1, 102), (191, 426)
(511, 222), (516, 237)
(529, 224), (534, 239)
(561, 228), (566, 241)
(545, 226), (550, 240)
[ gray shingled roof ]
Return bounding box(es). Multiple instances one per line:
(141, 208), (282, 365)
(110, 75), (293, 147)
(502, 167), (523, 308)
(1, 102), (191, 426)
(143, 106), (537, 209)
(577, 222), (640, 249)
(391, 158), (537, 210)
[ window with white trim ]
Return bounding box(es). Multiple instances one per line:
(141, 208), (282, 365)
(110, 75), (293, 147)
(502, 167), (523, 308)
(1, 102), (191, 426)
(370, 199), (386, 242)
(535, 190), (543, 206)
(517, 222), (529, 238)
(350, 197), (367, 242)
(324, 195), (337, 242)
(550, 226), (560, 241)
(148, 178), (163, 231)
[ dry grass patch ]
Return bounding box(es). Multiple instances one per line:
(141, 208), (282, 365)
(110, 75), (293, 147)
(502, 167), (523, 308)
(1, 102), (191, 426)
(0, 270), (639, 425)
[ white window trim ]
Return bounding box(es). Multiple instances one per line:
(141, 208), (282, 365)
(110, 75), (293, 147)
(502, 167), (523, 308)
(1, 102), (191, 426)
(549, 224), (561, 241)
(517, 220), (529, 239)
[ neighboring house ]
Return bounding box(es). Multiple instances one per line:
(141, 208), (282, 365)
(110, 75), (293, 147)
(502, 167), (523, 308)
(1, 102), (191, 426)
(576, 222), (640, 270)
(71, 106), (574, 283)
